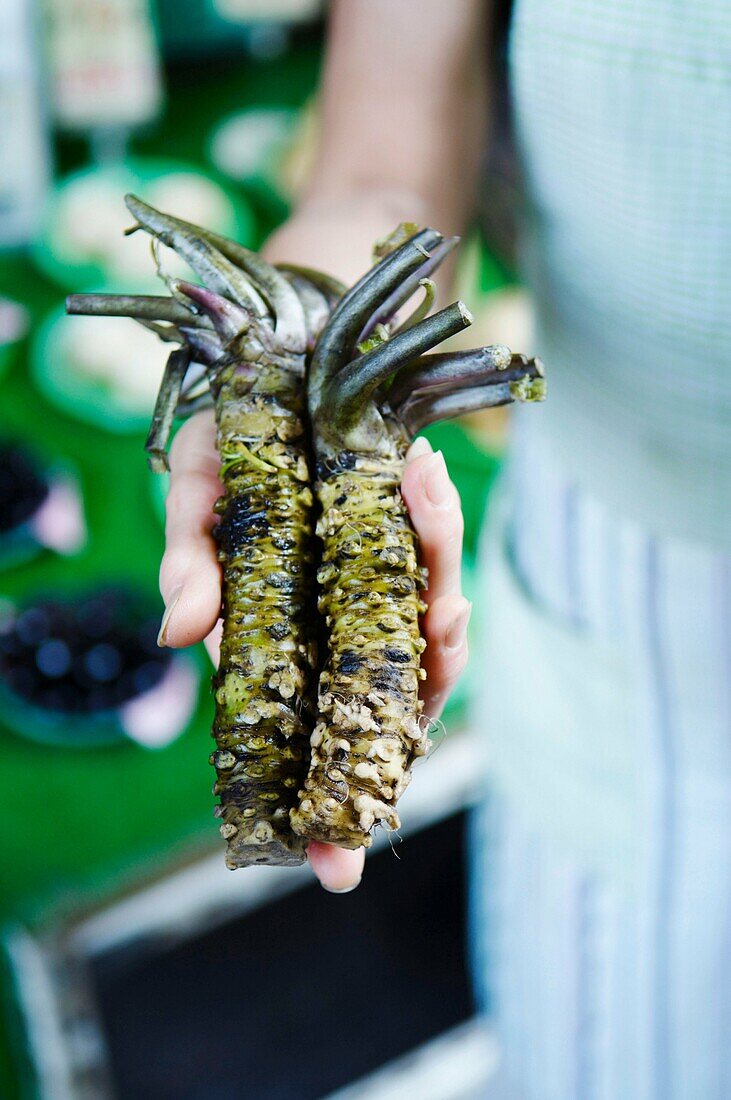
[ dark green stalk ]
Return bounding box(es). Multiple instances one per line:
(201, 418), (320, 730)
(179, 328), (225, 366)
(402, 372), (545, 433)
(145, 348), (191, 472)
(122, 198), (306, 351)
(124, 195), (270, 320)
(278, 264), (345, 311)
(327, 301), (473, 439)
(65, 293), (205, 328)
(176, 391), (214, 417)
(357, 236), (459, 340)
(389, 343), (513, 407)
(278, 270), (342, 352)
(308, 228), (444, 401)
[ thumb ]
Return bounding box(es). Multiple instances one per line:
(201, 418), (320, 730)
(307, 842), (365, 893)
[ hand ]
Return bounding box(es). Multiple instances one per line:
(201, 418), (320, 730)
(159, 413), (471, 892)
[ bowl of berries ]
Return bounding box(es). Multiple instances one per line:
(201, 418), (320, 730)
(0, 586), (200, 749)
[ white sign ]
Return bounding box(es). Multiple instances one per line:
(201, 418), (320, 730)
(44, 0), (163, 130)
(0, 0), (51, 245)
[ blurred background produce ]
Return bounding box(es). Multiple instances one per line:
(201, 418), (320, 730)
(0, 2), (533, 1096)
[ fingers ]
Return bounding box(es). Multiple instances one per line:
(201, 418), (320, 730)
(401, 436), (471, 718)
(161, 419), (466, 880)
(420, 593), (471, 718)
(204, 619), (223, 667)
(400, 438), (464, 603)
(307, 841), (365, 893)
(158, 411), (223, 648)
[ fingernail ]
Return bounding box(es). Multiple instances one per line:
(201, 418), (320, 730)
(406, 436), (432, 462)
(421, 451), (451, 506)
(322, 877), (361, 894)
(157, 586), (183, 647)
(445, 601), (472, 650)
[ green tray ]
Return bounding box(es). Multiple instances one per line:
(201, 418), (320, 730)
(32, 158), (255, 292)
(32, 301), (169, 434)
(0, 651), (200, 750)
(0, 459), (83, 572)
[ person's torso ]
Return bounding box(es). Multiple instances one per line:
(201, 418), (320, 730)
(507, 0), (731, 547)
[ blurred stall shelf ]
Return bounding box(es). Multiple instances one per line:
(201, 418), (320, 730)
(0, 298), (30, 338)
(34, 303), (171, 434)
(0, 587), (200, 749)
(156, 0), (323, 58)
(212, 0), (322, 24)
(208, 105), (305, 220)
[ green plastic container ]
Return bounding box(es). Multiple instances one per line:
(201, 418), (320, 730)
(0, 652), (200, 750)
(32, 301), (169, 434)
(32, 159), (255, 292)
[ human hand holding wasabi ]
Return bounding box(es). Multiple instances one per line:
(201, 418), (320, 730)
(159, 412), (471, 893)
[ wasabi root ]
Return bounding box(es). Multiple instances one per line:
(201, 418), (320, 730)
(291, 226), (544, 849)
(67, 196), (319, 867)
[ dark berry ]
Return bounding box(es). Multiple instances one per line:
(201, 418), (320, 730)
(0, 588), (171, 718)
(0, 445), (49, 535)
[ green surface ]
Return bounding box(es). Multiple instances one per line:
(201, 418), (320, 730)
(0, 330), (216, 928)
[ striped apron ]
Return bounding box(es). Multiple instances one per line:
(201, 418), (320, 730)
(469, 2), (731, 1098)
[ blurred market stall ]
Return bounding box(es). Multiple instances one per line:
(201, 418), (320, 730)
(0, 3), (524, 1096)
